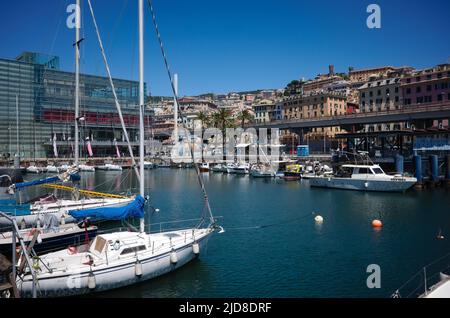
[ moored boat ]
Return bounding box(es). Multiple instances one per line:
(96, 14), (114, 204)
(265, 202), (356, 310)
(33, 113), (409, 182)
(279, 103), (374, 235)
(309, 164), (417, 192)
(198, 162), (210, 172)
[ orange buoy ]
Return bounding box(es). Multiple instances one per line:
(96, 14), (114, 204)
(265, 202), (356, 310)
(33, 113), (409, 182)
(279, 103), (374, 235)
(372, 219), (383, 228)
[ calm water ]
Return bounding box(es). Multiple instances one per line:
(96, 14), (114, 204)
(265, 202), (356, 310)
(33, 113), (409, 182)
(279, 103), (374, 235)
(69, 169), (450, 297)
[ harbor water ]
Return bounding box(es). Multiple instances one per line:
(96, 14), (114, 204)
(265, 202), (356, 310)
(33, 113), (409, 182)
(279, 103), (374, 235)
(63, 169), (450, 297)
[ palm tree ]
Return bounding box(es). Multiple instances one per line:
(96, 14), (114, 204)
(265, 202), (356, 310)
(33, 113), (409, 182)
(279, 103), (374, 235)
(236, 109), (254, 128)
(196, 111), (209, 131)
(211, 109), (234, 160)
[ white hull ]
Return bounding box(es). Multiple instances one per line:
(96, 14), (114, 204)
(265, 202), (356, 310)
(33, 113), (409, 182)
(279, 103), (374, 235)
(79, 165), (95, 172)
(97, 164), (122, 171)
(309, 176), (416, 192)
(18, 228), (213, 297)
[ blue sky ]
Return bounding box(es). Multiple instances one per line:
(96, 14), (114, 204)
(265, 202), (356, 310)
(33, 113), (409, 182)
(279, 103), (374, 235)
(1, 0), (449, 96)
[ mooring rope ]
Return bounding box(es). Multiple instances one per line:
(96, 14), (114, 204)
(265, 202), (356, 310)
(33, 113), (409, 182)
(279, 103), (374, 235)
(225, 212), (319, 231)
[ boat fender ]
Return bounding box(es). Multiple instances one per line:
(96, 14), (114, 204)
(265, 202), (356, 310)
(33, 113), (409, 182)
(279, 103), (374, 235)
(364, 182), (369, 188)
(192, 243), (200, 255)
(68, 246), (77, 255)
(88, 272), (96, 289)
(170, 251), (178, 264)
(61, 214), (66, 225)
(113, 240), (121, 251)
(135, 261), (143, 276)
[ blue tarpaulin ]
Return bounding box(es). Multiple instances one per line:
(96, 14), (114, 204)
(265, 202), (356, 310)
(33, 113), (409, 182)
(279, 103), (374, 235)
(0, 200), (31, 216)
(14, 176), (60, 190)
(68, 195), (145, 221)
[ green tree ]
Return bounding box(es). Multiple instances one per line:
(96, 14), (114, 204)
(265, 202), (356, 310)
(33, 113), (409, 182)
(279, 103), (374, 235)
(196, 111), (209, 131)
(236, 109), (254, 128)
(211, 109), (235, 160)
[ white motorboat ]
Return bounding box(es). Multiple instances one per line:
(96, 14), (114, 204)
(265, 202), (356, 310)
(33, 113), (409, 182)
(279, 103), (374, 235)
(143, 161), (156, 169)
(26, 166), (44, 174)
(198, 162), (209, 172)
(250, 164), (274, 178)
(78, 164), (95, 172)
(97, 163), (122, 171)
(226, 163), (237, 174)
(211, 164), (227, 173)
(309, 164), (417, 192)
(45, 165), (59, 173)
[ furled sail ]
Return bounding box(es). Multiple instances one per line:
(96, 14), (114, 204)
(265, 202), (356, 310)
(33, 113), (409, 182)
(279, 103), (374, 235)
(69, 195), (145, 221)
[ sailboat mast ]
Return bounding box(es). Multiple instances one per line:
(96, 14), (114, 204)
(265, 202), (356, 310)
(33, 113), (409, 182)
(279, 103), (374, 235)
(138, 0), (145, 232)
(74, 0), (80, 166)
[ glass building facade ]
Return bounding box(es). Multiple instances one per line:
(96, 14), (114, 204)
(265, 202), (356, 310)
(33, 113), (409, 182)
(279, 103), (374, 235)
(0, 52), (147, 159)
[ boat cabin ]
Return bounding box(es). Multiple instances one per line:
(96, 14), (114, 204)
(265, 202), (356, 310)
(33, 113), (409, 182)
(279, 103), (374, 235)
(335, 164), (386, 178)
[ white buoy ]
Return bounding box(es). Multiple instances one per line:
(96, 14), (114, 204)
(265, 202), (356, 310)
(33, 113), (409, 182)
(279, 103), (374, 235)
(192, 243), (200, 255)
(314, 215), (324, 224)
(170, 251), (178, 264)
(135, 261), (143, 276)
(88, 272), (96, 289)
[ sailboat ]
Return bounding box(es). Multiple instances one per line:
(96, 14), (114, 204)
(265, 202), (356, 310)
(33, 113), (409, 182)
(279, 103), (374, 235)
(17, 0), (220, 297)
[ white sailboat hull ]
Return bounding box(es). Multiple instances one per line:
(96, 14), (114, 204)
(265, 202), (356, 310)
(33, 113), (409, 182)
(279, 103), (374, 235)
(0, 197), (135, 227)
(18, 228), (213, 297)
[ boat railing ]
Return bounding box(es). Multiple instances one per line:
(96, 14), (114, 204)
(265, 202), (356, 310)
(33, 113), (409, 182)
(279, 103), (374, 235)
(392, 252), (450, 298)
(97, 216), (223, 236)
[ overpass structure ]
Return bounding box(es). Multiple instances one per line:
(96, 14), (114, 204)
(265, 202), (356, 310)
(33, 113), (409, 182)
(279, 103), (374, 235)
(248, 102), (450, 130)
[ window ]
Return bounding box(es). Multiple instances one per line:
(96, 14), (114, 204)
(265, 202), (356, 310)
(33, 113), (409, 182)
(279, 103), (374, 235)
(437, 94), (443, 101)
(372, 168), (384, 174)
(358, 168), (369, 174)
(437, 73), (443, 79)
(120, 245), (146, 255)
(369, 91), (373, 97)
(416, 86), (421, 93)
(395, 87), (399, 93)
(441, 82), (448, 89)
(427, 85), (432, 91)
(406, 88), (411, 94)
(377, 89), (381, 96)
(362, 92), (365, 98)
(417, 97), (423, 103)
(427, 74), (432, 80)
(416, 76), (421, 82)
(406, 78), (411, 83)
(395, 96), (399, 102)
(386, 88), (390, 94)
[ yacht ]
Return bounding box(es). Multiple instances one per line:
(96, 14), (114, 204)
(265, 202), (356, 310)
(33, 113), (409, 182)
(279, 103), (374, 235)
(26, 165), (44, 174)
(250, 164), (274, 178)
(229, 163), (249, 175)
(198, 162), (210, 172)
(78, 164), (95, 172)
(45, 165), (59, 173)
(211, 163), (227, 173)
(309, 164), (417, 192)
(97, 163), (122, 171)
